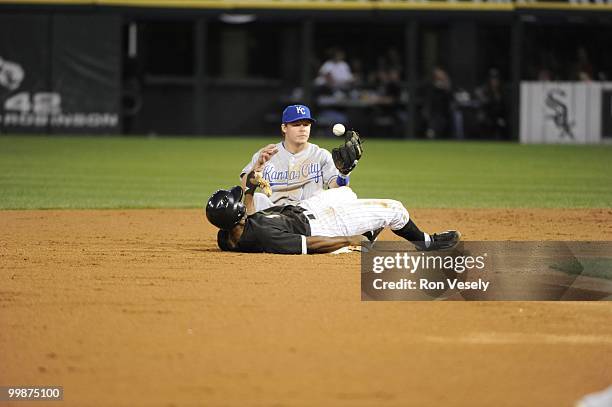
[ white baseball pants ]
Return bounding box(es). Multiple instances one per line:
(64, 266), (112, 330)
(298, 187), (410, 237)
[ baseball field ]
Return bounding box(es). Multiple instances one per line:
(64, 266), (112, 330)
(1, 135), (611, 406)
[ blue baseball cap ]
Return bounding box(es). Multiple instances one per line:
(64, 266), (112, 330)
(282, 104), (316, 124)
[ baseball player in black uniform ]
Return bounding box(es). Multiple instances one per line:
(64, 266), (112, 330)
(206, 173), (461, 254)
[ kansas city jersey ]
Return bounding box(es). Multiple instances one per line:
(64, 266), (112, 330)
(240, 142), (339, 206)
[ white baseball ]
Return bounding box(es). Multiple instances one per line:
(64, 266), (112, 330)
(332, 123), (346, 137)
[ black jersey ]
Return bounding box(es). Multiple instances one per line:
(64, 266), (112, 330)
(236, 205), (311, 254)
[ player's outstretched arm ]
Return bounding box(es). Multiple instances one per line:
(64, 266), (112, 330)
(328, 130), (362, 189)
(242, 171), (259, 215)
(332, 130), (362, 176)
(306, 235), (364, 254)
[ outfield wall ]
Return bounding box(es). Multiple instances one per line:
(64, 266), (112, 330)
(0, 14), (122, 134)
(2, 0), (612, 11)
(520, 82), (612, 144)
(1, 1), (612, 138)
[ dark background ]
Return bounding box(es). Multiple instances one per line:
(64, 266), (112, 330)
(1, 3), (611, 138)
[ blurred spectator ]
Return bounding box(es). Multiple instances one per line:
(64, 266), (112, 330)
(380, 67), (405, 136)
(369, 61), (402, 105)
(475, 68), (507, 139)
(363, 54), (404, 133)
(382, 68), (402, 104)
(386, 47), (403, 74)
(350, 58), (365, 87)
(422, 66), (452, 139)
(315, 48), (354, 91)
(578, 71), (592, 82)
(368, 56), (386, 86)
(572, 46), (593, 81)
(537, 68), (553, 81)
(368, 51), (402, 94)
(529, 50), (560, 81)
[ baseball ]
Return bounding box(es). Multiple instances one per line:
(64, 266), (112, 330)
(332, 123), (345, 137)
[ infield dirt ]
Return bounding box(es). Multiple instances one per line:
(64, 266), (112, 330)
(1, 208), (611, 406)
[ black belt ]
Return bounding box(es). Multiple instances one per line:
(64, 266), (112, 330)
(296, 205), (317, 221)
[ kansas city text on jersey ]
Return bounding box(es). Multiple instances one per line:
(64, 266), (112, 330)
(263, 162), (324, 186)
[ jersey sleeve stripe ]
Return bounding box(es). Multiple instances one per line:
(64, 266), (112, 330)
(327, 174), (339, 186)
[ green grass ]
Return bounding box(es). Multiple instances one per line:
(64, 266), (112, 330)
(1, 135), (611, 209)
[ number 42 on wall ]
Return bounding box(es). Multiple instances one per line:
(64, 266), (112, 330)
(4, 92), (62, 115)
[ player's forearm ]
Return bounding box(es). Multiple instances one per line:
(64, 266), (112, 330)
(243, 191), (255, 215)
(242, 171), (259, 215)
(241, 173), (255, 215)
(240, 173), (248, 192)
(306, 235), (362, 254)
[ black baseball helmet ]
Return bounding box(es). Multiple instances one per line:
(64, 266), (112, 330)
(205, 186), (246, 230)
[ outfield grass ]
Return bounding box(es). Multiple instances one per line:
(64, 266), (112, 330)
(0, 135), (611, 209)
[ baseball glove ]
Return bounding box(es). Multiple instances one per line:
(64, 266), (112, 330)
(332, 130), (363, 175)
(246, 170), (272, 197)
(253, 171), (272, 197)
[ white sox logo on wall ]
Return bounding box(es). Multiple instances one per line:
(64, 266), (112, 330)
(0, 57), (24, 92)
(0, 56), (117, 129)
(545, 89), (575, 139)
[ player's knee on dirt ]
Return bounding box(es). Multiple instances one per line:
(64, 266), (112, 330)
(387, 199), (410, 229)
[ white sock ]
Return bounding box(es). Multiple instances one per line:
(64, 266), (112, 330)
(424, 233), (432, 248)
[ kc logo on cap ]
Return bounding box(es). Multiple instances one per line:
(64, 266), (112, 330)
(282, 104), (316, 124)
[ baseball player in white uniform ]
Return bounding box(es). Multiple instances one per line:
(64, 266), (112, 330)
(240, 104), (358, 211)
(206, 184), (461, 254)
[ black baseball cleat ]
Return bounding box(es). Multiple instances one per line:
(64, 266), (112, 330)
(413, 230), (461, 251)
